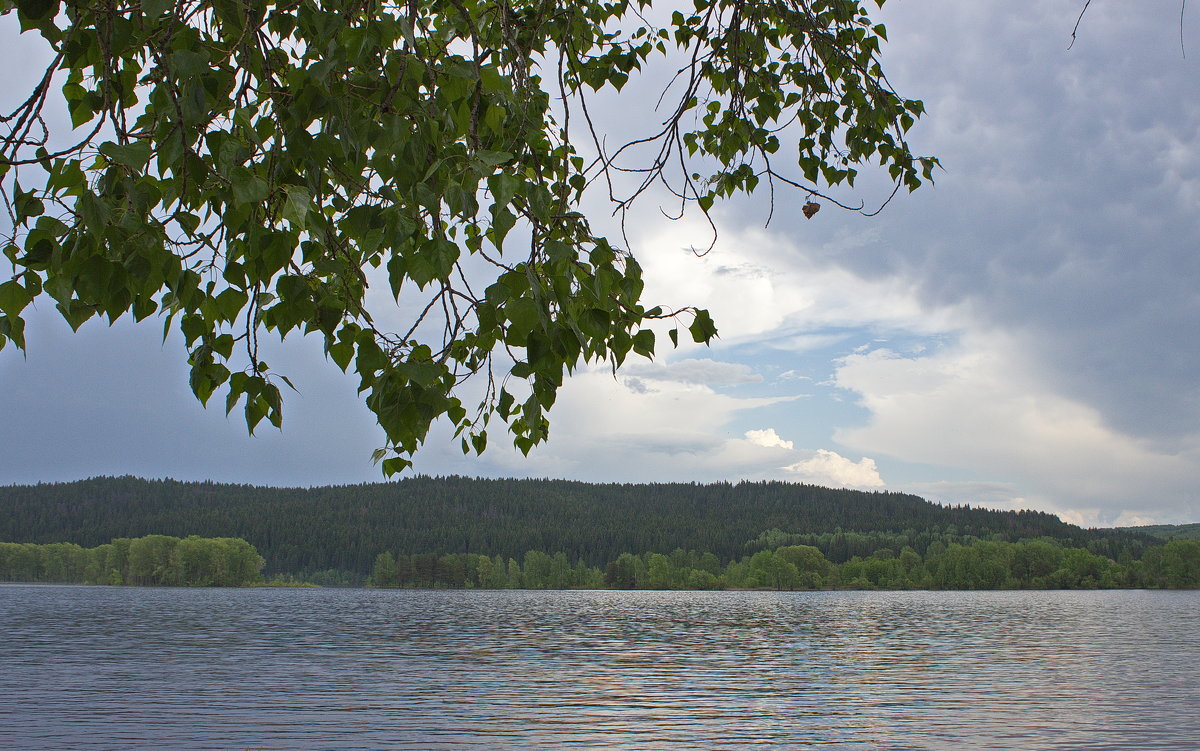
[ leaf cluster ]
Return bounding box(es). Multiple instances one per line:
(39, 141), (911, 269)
(1, 0), (934, 468)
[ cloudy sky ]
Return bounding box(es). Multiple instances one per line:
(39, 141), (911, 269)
(3, 1), (1198, 527)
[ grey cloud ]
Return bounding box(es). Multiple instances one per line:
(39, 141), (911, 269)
(622, 377), (651, 394)
(725, 2), (1200, 445)
(712, 263), (769, 279)
(597, 433), (725, 458)
(902, 481), (1028, 512)
(621, 358), (763, 386)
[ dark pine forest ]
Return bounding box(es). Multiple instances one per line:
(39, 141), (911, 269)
(0, 476), (1154, 577)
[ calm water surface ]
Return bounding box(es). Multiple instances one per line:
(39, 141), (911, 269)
(1, 586), (1197, 750)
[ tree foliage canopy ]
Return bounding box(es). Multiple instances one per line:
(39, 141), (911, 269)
(0, 0), (935, 470)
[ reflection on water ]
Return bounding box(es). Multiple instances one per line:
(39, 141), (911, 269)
(1, 586), (1197, 750)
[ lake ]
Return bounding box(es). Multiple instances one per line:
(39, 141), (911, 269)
(1, 585), (1197, 749)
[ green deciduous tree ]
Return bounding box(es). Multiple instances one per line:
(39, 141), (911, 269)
(216, 536), (265, 584)
(776, 543), (831, 587)
(505, 556), (521, 588)
(604, 551), (641, 589)
(0, 0), (933, 468)
(171, 534), (221, 585)
(0, 534), (263, 585)
(520, 548), (550, 588)
(1150, 540), (1200, 588)
(746, 549), (798, 589)
(437, 552), (467, 585)
(127, 533), (180, 584)
(372, 550), (399, 586)
(487, 553), (507, 587)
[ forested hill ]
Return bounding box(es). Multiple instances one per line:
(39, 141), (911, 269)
(0, 476), (1150, 574)
(1117, 523), (1200, 541)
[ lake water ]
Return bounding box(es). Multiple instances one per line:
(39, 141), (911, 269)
(1, 586), (1197, 750)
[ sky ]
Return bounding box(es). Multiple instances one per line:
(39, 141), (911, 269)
(2, 1), (1199, 527)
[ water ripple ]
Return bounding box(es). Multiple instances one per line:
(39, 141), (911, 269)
(1, 586), (1197, 750)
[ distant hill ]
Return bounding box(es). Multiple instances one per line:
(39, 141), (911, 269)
(1116, 523), (1200, 541)
(0, 475), (1155, 574)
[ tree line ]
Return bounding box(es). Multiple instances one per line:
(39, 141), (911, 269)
(0, 476), (1157, 576)
(370, 538), (1200, 591)
(4, 534), (1194, 590)
(0, 535), (264, 586)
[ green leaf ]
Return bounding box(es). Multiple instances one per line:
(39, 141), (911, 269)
(497, 389), (515, 419)
(226, 372), (249, 414)
(230, 169), (269, 206)
(489, 208), (516, 249)
(142, 0), (172, 15)
(14, 191), (43, 222)
(327, 340), (353, 372)
(407, 238), (459, 288)
(172, 49), (210, 78)
(17, 0), (57, 20)
(0, 280), (33, 317)
(381, 456), (412, 475)
(688, 309), (718, 343)
(632, 329), (655, 357)
(579, 308), (610, 339)
(505, 296), (539, 342)
(68, 99), (95, 129)
(99, 141), (152, 171)
(0, 313), (26, 350)
(526, 331), (549, 365)
(216, 288), (248, 322)
(77, 191), (110, 233)
(475, 149), (512, 167)
(399, 359), (442, 388)
(281, 185), (311, 226)
(488, 173), (521, 208)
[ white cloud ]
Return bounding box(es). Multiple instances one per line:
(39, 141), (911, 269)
(447, 370), (890, 490)
(784, 449), (885, 489)
(831, 331), (1200, 524)
(744, 428), (794, 450)
(1111, 512), (1161, 529)
(469, 367), (795, 481)
(630, 216), (964, 353)
(1062, 507), (1189, 530)
(1056, 509), (1106, 530)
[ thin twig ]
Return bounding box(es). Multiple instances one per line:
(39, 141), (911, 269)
(1069, 0), (1093, 50)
